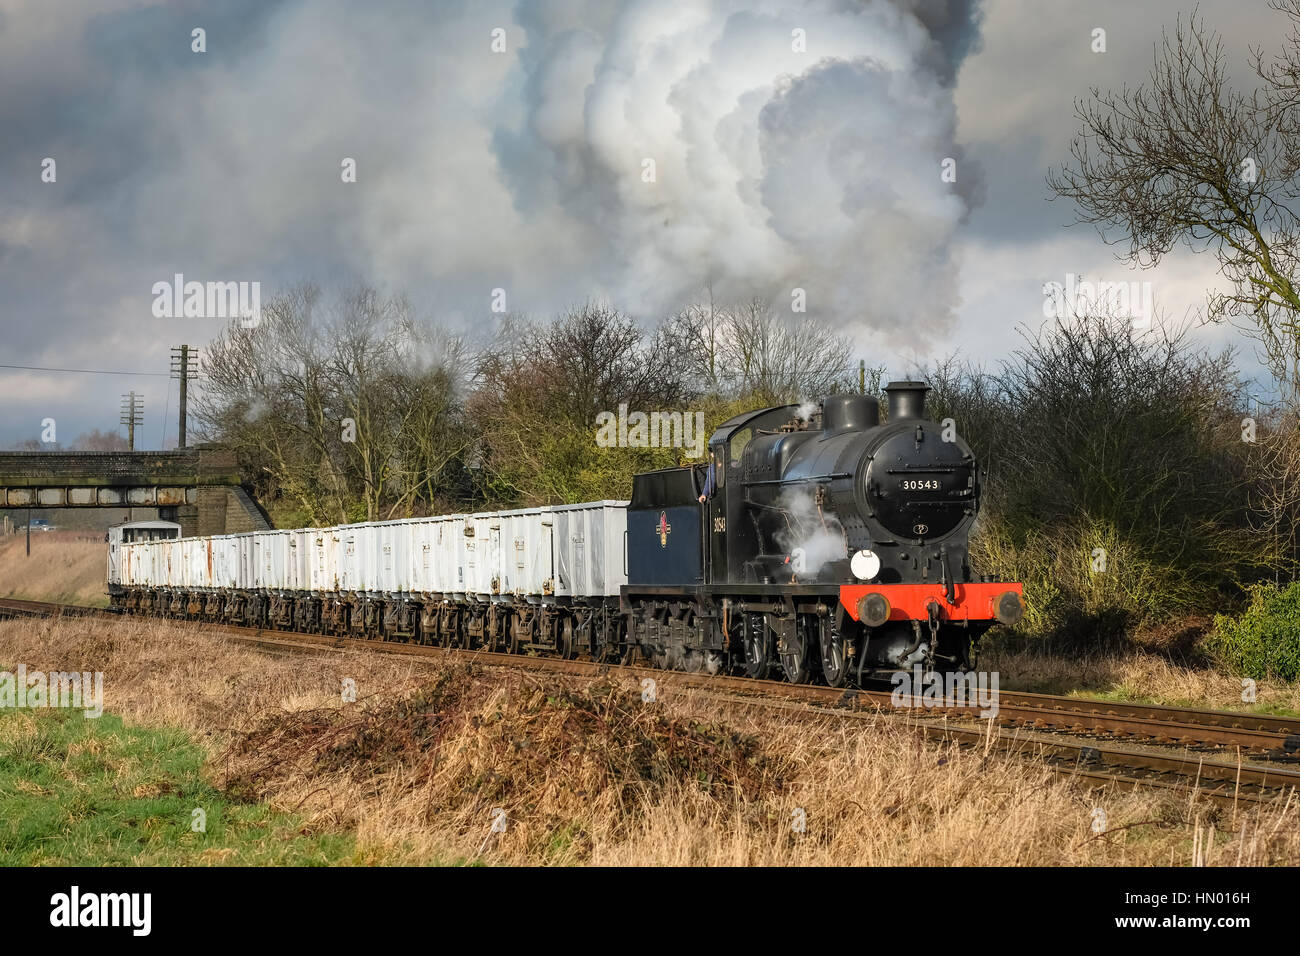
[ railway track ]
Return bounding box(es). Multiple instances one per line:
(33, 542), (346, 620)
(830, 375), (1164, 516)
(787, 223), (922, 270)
(4, 596), (1299, 809)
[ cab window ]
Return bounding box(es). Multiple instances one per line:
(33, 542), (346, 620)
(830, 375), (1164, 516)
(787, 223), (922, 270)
(729, 428), (752, 464)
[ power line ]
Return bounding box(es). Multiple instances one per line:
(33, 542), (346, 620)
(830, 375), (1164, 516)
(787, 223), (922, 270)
(0, 363), (170, 377)
(160, 375), (171, 450)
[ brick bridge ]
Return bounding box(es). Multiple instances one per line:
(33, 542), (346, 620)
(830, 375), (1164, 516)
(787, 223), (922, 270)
(0, 445), (270, 536)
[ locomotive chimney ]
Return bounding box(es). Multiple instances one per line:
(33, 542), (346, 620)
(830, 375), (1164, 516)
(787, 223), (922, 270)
(821, 394), (878, 435)
(884, 381), (930, 421)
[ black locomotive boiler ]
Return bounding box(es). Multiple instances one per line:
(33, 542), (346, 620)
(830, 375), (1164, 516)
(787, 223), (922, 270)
(623, 381), (1022, 686)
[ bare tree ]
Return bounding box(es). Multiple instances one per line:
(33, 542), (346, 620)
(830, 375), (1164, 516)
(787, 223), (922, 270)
(662, 287), (726, 394)
(325, 287), (416, 521)
(71, 429), (129, 451)
(664, 295), (854, 402)
(1246, 407), (1300, 575)
(385, 325), (474, 516)
(196, 285), (343, 522)
(988, 309), (1263, 595)
(1048, 7), (1300, 402)
(469, 304), (695, 504)
(544, 302), (691, 420)
(196, 284), (470, 524)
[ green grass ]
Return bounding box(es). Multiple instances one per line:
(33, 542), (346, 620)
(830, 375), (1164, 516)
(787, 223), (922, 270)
(0, 707), (361, 865)
(998, 674), (1300, 719)
(1074, 686), (1300, 719)
(995, 658), (1300, 718)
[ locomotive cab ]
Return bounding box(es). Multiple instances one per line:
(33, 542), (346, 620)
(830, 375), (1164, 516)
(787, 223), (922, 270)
(625, 402), (809, 588)
(702, 403), (801, 585)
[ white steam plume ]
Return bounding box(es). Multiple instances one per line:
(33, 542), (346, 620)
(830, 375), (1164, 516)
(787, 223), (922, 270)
(488, 0), (983, 339)
(775, 484), (848, 578)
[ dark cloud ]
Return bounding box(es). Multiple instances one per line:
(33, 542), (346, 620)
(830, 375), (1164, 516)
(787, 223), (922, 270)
(902, 0), (985, 84)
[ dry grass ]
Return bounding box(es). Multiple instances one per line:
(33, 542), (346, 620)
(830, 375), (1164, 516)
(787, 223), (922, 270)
(987, 641), (1300, 714)
(0, 532), (108, 607)
(1, 615), (1298, 866)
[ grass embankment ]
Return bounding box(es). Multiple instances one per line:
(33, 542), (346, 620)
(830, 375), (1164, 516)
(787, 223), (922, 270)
(0, 532), (109, 607)
(987, 642), (1300, 717)
(0, 708), (356, 865)
(1, 614), (1298, 866)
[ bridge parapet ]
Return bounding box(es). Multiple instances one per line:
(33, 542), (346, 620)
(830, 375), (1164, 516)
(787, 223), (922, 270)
(0, 446), (266, 534)
(0, 447), (238, 485)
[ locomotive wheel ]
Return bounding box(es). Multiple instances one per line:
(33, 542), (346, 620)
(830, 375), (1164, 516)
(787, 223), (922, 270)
(742, 614), (771, 680)
(779, 619), (811, 684)
(820, 620), (849, 688)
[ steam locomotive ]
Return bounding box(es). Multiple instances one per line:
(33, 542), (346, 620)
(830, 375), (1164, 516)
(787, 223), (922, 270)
(625, 381), (1021, 685)
(108, 382), (1021, 687)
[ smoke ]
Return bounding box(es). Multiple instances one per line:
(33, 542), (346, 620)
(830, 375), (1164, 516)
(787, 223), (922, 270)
(490, 0), (984, 338)
(241, 398), (268, 424)
(775, 484), (847, 578)
(0, 0), (986, 452)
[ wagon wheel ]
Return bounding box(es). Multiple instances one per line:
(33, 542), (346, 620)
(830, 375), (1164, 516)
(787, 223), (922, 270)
(619, 611), (646, 666)
(508, 611), (529, 655)
(558, 618), (577, 660)
(488, 606), (509, 651)
(742, 613), (771, 680)
(778, 617), (812, 685)
(588, 613), (610, 663)
(820, 617), (850, 688)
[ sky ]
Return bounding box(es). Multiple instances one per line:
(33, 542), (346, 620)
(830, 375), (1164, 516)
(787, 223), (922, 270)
(0, 0), (1286, 447)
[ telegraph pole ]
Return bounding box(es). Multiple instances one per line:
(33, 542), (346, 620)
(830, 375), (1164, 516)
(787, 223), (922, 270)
(170, 345), (198, 449)
(120, 391), (143, 451)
